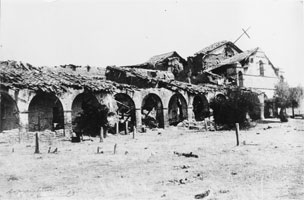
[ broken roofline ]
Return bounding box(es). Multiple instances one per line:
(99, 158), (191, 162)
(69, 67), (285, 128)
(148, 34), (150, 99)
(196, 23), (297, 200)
(0, 60), (135, 94)
(205, 47), (259, 72)
(121, 51), (187, 69)
(205, 47), (280, 73)
(194, 40), (243, 56)
(106, 66), (224, 95)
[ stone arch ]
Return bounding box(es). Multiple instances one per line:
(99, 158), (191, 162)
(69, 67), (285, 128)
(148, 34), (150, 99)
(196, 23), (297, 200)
(263, 94), (276, 118)
(168, 93), (188, 125)
(0, 92), (19, 132)
(71, 92), (105, 136)
(142, 93), (164, 128)
(114, 93), (136, 132)
(28, 93), (64, 131)
(193, 94), (209, 121)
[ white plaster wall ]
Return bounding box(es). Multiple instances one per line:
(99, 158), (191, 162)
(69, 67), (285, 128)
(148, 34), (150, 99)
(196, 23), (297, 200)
(243, 50), (280, 98)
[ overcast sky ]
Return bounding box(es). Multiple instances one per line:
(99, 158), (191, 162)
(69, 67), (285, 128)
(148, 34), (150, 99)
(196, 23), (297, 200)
(0, 0), (303, 86)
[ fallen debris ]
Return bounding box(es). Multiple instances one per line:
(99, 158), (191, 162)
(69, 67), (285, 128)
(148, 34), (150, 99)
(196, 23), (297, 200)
(174, 151), (199, 158)
(7, 175), (19, 182)
(219, 189), (230, 194)
(48, 147), (58, 154)
(263, 126), (272, 130)
(168, 178), (190, 185)
(71, 136), (81, 143)
(97, 147), (104, 154)
(52, 148), (58, 154)
(194, 190), (210, 199)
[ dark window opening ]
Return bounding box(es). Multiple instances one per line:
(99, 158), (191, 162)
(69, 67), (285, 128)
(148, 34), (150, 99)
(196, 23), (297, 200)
(259, 60), (264, 76)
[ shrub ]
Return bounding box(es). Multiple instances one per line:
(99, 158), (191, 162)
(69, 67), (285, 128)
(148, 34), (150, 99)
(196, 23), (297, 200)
(210, 87), (260, 128)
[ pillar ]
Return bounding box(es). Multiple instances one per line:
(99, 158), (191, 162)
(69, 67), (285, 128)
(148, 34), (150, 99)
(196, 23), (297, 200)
(19, 111), (29, 132)
(260, 103), (265, 120)
(187, 106), (193, 122)
(135, 108), (142, 131)
(163, 107), (169, 128)
(64, 110), (73, 136)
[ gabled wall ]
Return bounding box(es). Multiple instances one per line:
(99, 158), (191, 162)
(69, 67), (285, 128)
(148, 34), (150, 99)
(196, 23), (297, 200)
(242, 49), (280, 97)
(187, 43), (242, 82)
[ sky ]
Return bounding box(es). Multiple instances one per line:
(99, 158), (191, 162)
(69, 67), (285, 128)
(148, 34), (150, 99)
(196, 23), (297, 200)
(0, 0), (303, 86)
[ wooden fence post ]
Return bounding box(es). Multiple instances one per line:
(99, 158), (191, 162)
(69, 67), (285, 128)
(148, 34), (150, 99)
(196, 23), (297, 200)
(100, 126), (104, 142)
(125, 121), (128, 135)
(114, 143), (117, 154)
(235, 123), (240, 146)
(34, 133), (40, 154)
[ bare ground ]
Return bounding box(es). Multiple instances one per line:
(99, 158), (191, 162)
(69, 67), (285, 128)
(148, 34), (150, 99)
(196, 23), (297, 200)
(0, 118), (304, 200)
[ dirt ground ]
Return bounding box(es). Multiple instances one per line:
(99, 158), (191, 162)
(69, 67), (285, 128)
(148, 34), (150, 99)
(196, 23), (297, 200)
(0, 118), (304, 200)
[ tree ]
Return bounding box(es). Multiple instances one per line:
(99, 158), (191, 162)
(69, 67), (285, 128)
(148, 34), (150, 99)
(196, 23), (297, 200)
(210, 87), (260, 128)
(274, 81), (290, 122)
(274, 82), (304, 121)
(289, 86), (304, 117)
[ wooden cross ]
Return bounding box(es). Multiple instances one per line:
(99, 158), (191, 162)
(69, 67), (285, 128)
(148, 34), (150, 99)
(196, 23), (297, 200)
(233, 27), (251, 44)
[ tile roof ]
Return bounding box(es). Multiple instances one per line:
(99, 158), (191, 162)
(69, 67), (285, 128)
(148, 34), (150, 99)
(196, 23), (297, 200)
(194, 40), (242, 55)
(0, 60), (134, 94)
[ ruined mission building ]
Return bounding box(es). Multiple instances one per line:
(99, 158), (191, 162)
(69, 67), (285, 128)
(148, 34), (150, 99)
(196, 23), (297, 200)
(0, 41), (282, 135)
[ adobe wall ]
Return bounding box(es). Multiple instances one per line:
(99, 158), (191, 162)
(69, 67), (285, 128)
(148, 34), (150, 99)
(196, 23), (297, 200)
(1, 86), (214, 134)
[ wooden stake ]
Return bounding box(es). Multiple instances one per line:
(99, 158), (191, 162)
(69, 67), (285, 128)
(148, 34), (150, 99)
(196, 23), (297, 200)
(235, 123), (240, 146)
(133, 126), (136, 139)
(34, 133), (40, 154)
(125, 121), (128, 135)
(100, 126), (104, 142)
(114, 143), (117, 154)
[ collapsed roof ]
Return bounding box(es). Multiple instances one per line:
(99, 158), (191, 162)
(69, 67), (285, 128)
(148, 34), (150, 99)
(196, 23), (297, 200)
(0, 60), (134, 94)
(123, 51), (187, 70)
(205, 47), (280, 74)
(106, 66), (224, 95)
(206, 48), (259, 72)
